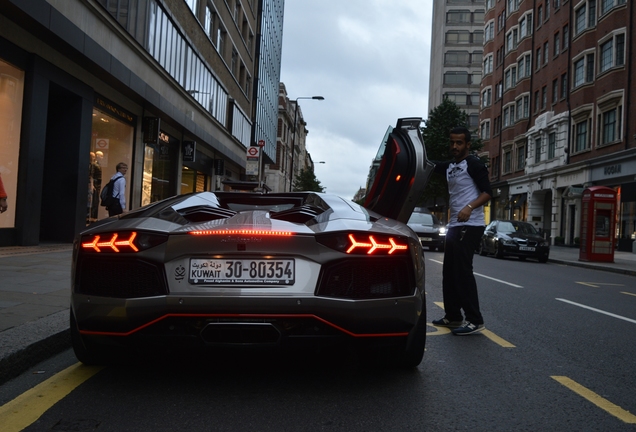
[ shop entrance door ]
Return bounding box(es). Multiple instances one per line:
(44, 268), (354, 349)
(40, 84), (91, 242)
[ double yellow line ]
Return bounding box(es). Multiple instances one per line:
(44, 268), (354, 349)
(0, 363), (103, 432)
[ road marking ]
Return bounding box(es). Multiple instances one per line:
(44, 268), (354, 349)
(431, 302), (515, 347)
(482, 330), (516, 348)
(621, 291), (636, 298)
(551, 376), (636, 424)
(426, 323), (451, 335)
(0, 363), (103, 432)
(474, 272), (523, 288)
(556, 298), (636, 324)
(576, 282), (625, 288)
(428, 259), (523, 288)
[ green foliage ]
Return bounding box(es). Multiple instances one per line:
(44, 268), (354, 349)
(293, 168), (325, 192)
(419, 98), (483, 209)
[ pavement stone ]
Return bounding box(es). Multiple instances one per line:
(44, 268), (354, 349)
(0, 242), (634, 385)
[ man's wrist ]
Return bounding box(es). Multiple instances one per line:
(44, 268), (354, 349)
(466, 204), (473, 210)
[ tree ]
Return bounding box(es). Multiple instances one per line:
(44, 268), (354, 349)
(419, 98), (484, 219)
(293, 168), (325, 192)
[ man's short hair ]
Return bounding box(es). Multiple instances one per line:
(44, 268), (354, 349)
(450, 126), (471, 144)
(116, 162), (128, 171)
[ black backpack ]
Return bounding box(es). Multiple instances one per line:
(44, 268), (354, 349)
(100, 177), (121, 208)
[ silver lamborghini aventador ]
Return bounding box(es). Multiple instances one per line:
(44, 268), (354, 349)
(71, 118), (434, 367)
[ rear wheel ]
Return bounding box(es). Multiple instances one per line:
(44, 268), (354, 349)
(394, 312), (427, 368)
(70, 311), (100, 365)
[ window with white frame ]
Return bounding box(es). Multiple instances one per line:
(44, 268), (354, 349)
(601, 0), (626, 16)
(518, 53), (531, 79)
(507, 0), (520, 15)
(516, 141), (526, 170)
(554, 32), (560, 56)
(573, 117), (591, 153)
(573, 53), (595, 88)
(544, 41), (549, 64)
(534, 137), (542, 163)
(575, 1), (597, 36)
(482, 88), (492, 107)
(496, 81), (503, 100)
(519, 12), (533, 39)
(599, 33), (625, 73)
(503, 146), (512, 173)
(598, 104), (622, 145)
(503, 104), (516, 127)
(487, 0), (495, 10)
(504, 66), (517, 90)
(485, 21), (495, 42)
(548, 132), (556, 159)
(515, 94), (530, 119)
(483, 54), (494, 74)
(505, 27), (519, 53)
(481, 120), (491, 140)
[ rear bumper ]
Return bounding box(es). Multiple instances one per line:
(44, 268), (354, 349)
(71, 293), (424, 349)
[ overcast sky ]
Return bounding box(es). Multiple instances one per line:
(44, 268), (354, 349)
(280, 0), (433, 199)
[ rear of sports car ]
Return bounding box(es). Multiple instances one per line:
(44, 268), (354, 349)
(71, 192), (427, 367)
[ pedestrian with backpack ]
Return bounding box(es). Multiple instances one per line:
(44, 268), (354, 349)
(102, 162), (128, 216)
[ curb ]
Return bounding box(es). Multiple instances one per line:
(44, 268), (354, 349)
(548, 258), (636, 277)
(0, 310), (71, 386)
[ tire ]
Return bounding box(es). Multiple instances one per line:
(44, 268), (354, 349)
(394, 312), (427, 368)
(519, 256), (526, 261)
(538, 255), (549, 263)
(478, 241), (487, 256)
(496, 242), (505, 259)
(70, 310), (100, 365)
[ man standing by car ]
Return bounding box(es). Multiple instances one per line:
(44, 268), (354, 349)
(432, 126), (492, 335)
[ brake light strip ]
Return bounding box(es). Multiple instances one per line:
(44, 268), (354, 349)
(79, 313), (409, 338)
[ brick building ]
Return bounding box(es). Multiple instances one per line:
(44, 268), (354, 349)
(480, 0), (635, 249)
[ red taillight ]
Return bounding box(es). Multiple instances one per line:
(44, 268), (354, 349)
(82, 232), (139, 252)
(346, 234), (407, 255)
(189, 229), (293, 236)
(317, 233), (409, 255)
(80, 231), (168, 253)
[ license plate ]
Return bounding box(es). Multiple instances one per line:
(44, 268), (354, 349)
(519, 246), (535, 251)
(422, 237), (433, 242)
(189, 258), (294, 285)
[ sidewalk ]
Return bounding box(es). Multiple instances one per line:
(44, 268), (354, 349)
(0, 243), (635, 384)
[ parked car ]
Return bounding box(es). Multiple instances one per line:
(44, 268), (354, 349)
(71, 118), (434, 368)
(478, 220), (550, 263)
(407, 211), (446, 251)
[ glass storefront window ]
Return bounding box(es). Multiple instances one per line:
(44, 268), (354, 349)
(88, 107), (133, 222)
(180, 166), (207, 195)
(142, 132), (178, 206)
(0, 60), (24, 229)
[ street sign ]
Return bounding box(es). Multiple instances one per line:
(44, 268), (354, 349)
(258, 140), (265, 147)
(247, 147), (259, 158)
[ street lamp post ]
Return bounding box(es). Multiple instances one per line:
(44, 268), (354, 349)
(289, 96), (324, 192)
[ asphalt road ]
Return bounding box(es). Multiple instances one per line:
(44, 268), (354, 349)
(1, 252), (635, 431)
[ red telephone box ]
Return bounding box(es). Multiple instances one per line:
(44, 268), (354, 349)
(579, 186), (617, 262)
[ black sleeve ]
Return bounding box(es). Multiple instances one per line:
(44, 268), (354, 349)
(466, 155), (492, 197)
